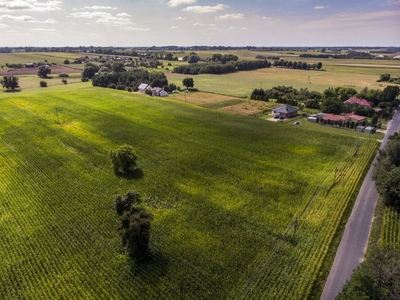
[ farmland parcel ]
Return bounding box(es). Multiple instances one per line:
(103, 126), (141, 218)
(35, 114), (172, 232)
(0, 86), (377, 299)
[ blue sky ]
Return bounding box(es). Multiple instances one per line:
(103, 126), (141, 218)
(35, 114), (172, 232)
(0, 0), (399, 47)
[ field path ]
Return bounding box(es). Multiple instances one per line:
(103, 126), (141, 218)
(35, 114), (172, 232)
(320, 109), (400, 300)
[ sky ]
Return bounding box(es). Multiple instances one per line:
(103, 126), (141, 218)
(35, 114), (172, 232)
(0, 0), (399, 47)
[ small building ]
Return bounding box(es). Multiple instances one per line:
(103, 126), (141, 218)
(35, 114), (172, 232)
(356, 126), (365, 132)
(151, 87), (168, 97)
(138, 83), (149, 93)
(272, 105), (298, 118)
(307, 117), (318, 123)
(364, 126), (376, 134)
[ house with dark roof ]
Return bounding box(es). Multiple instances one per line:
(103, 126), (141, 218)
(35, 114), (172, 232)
(344, 97), (373, 107)
(272, 105), (298, 118)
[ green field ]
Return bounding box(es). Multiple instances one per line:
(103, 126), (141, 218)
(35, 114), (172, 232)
(0, 84), (378, 299)
(166, 59), (400, 97)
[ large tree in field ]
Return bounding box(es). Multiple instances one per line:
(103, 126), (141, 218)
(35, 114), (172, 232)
(37, 65), (51, 78)
(109, 144), (140, 176)
(182, 77), (194, 90)
(115, 190), (153, 261)
(1, 75), (20, 91)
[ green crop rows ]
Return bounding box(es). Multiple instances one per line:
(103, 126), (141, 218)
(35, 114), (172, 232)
(0, 87), (378, 299)
(382, 207), (400, 248)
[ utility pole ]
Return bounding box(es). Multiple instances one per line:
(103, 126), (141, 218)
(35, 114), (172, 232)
(55, 108), (60, 124)
(293, 216), (299, 242)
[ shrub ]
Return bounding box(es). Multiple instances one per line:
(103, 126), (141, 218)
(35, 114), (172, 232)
(58, 73), (69, 78)
(108, 83), (116, 89)
(116, 84), (125, 90)
(81, 78), (89, 82)
(39, 81), (47, 87)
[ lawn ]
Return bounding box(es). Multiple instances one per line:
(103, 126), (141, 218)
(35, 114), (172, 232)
(0, 86), (378, 299)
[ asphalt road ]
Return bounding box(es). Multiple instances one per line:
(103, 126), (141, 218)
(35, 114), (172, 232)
(321, 110), (400, 300)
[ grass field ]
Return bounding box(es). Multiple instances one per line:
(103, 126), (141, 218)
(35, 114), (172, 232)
(0, 84), (378, 299)
(166, 61), (400, 97)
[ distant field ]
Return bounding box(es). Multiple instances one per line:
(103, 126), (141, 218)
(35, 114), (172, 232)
(167, 66), (396, 97)
(0, 52), (93, 67)
(0, 86), (378, 299)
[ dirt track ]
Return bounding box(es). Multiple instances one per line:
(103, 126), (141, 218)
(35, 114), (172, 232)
(0, 65), (81, 76)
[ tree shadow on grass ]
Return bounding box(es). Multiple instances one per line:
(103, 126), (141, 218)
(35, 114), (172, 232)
(116, 168), (144, 180)
(129, 249), (170, 284)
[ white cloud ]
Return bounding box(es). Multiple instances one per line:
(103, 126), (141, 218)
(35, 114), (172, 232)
(82, 6), (118, 10)
(31, 28), (56, 31)
(44, 18), (57, 23)
(167, 0), (196, 7)
(0, 14), (36, 22)
(0, 22), (8, 27)
(124, 27), (149, 31)
(227, 27), (235, 30)
(193, 23), (216, 26)
(241, 27), (248, 30)
(217, 13), (244, 20)
(117, 12), (131, 17)
(172, 16), (186, 20)
(182, 4), (229, 13)
(171, 25), (178, 29)
(0, 0), (62, 12)
(6, 29), (18, 32)
(263, 17), (272, 20)
(70, 11), (113, 19)
(69, 11), (133, 27)
(314, 6), (327, 9)
(299, 10), (400, 30)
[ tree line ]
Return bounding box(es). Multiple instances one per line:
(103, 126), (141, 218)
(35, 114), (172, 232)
(172, 60), (271, 75)
(272, 60), (322, 70)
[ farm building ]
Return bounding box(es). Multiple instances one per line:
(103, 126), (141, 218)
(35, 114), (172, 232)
(272, 105), (298, 118)
(344, 97), (373, 107)
(138, 83), (149, 93)
(151, 87), (168, 97)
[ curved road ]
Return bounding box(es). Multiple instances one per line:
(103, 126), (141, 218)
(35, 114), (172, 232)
(321, 110), (400, 300)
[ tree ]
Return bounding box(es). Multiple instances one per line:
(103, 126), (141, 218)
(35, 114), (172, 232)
(64, 59), (70, 64)
(112, 61), (126, 73)
(373, 133), (400, 210)
(187, 53), (200, 64)
(1, 75), (20, 91)
(37, 65), (51, 78)
(337, 245), (400, 299)
(316, 62), (323, 70)
(109, 144), (140, 176)
(115, 191), (153, 261)
(39, 81), (47, 87)
(182, 77), (194, 90)
(321, 97), (345, 114)
(378, 73), (391, 82)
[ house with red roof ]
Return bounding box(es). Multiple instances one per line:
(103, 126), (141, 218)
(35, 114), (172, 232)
(322, 113), (366, 124)
(344, 97), (373, 107)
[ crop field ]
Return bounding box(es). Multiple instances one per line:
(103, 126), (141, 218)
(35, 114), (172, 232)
(381, 207), (400, 248)
(0, 85), (378, 299)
